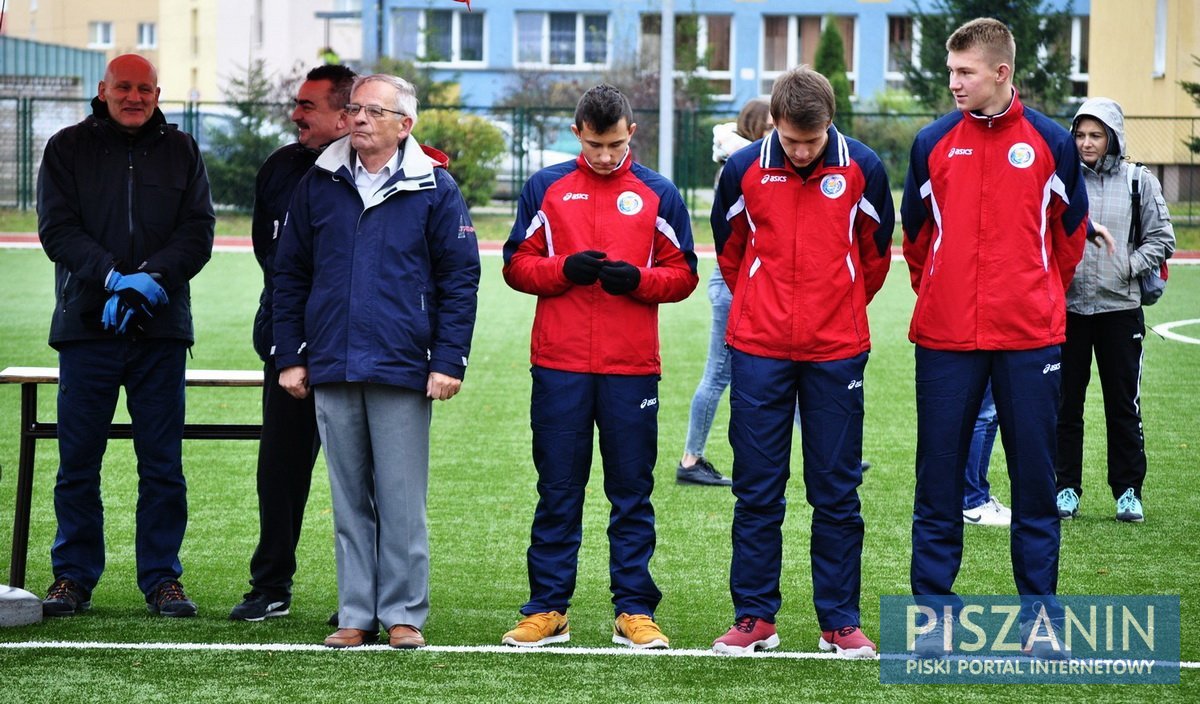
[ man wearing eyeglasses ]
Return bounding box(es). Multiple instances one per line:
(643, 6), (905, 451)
(273, 74), (481, 649)
(229, 64), (355, 624)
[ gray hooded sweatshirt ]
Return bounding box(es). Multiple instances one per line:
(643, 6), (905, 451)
(1068, 97), (1175, 314)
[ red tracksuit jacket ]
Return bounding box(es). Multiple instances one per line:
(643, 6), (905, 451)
(502, 151), (698, 375)
(713, 125), (894, 362)
(901, 92), (1091, 351)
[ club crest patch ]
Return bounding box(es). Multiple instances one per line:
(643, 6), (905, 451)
(820, 174), (847, 199)
(617, 191), (643, 215)
(1008, 142), (1036, 169)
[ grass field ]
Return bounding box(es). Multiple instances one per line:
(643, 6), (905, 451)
(0, 240), (1198, 702)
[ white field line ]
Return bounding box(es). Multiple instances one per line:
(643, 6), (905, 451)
(1151, 318), (1200, 345)
(0, 640), (1197, 668)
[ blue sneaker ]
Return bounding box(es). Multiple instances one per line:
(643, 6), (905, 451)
(1116, 488), (1144, 523)
(1056, 488), (1079, 519)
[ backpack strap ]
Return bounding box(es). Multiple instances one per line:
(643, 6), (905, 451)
(1127, 162), (1144, 245)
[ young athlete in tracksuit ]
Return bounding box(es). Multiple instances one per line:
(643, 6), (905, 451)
(901, 19), (1098, 655)
(710, 67), (893, 658)
(500, 85), (698, 650)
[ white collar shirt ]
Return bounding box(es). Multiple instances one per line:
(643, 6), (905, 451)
(353, 146), (402, 206)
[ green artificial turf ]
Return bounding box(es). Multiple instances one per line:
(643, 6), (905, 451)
(0, 246), (1197, 702)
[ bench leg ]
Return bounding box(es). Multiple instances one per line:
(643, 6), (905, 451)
(9, 382), (37, 589)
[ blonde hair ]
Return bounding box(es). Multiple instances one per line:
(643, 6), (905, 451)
(947, 17), (1016, 70)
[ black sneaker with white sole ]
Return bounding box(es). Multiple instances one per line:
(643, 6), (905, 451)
(229, 592), (291, 621)
(676, 457), (732, 486)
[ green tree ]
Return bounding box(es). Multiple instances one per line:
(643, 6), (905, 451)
(205, 60), (288, 211)
(1180, 55), (1200, 155)
(414, 109), (506, 208)
(898, 0), (1074, 114)
(814, 16), (854, 131)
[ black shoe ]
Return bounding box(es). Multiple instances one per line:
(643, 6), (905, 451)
(229, 592), (291, 621)
(328, 611), (339, 627)
(43, 577), (92, 617)
(676, 457), (732, 486)
(147, 580), (198, 617)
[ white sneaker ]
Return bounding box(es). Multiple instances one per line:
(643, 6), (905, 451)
(963, 497), (1011, 526)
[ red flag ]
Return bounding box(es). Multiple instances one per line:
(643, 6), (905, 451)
(453, 0), (471, 11)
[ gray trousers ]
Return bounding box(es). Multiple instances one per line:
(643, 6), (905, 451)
(314, 383), (431, 631)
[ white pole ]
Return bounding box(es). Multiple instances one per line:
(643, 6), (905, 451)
(658, 0), (674, 180)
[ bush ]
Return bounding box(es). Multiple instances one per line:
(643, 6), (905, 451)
(415, 110), (506, 207)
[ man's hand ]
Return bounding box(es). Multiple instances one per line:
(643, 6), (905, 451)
(109, 271), (169, 319)
(279, 365), (310, 399)
(427, 371), (462, 401)
(598, 260), (641, 295)
(562, 250), (608, 285)
(1089, 222), (1116, 255)
(101, 293), (136, 333)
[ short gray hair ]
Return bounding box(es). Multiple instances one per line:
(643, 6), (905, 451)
(352, 74), (419, 126)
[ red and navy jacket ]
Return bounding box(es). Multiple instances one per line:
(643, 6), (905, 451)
(901, 91), (1091, 351)
(713, 124), (893, 362)
(502, 150), (698, 375)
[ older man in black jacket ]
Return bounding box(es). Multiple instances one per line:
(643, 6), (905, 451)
(37, 54), (215, 618)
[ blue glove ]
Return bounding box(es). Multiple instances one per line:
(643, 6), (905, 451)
(108, 271), (168, 319)
(101, 293), (136, 334)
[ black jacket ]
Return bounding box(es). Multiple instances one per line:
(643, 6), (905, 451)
(251, 142), (320, 362)
(37, 98), (215, 347)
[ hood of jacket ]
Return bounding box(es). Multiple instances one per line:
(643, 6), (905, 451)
(1073, 97), (1125, 174)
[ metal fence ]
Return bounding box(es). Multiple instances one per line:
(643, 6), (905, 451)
(3, 97), (1197, 221)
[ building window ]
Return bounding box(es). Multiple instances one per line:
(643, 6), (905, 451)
(88, 21), (114, 48)
(640, 13), (734, 97)
(1069, 16), (1089, 98)
(391, 8), (485, 64)
(760, 15), (857, 96)
(137, 22), (158, 49)
(514, 12), (608, 68)
(885, 15), (915, 88)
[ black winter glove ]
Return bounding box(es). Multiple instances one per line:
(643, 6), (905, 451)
(563, 250), (608, 285)
(598, 260), (641, 295)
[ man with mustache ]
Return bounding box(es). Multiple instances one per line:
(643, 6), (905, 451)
(230, 64), (356, 623)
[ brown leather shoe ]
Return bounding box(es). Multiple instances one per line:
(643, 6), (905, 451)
(388, 624), (426, 649)
(323, 628), (378, 648)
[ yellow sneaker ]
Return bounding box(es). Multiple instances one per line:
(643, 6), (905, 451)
(501, 611), (570, 647)
(612, 613), (669, 649)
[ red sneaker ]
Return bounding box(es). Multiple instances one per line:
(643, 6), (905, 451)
(819, 625), (877, 659)
(712, 616), (780, 655)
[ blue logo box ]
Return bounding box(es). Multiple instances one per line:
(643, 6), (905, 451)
(879, 595), (1180, 684)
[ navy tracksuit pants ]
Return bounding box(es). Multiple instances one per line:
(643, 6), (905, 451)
(912, 346), (1062, 612)
(522, 366), (663, 618)
(727, 349), (868, 630)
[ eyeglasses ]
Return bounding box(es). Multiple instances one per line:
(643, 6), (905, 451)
(344, 103), (405, 119)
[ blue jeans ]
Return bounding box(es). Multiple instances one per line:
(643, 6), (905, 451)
(682, 268), (733, 458)
(963, 383), (997, 510)
(52, 339), (189, 595)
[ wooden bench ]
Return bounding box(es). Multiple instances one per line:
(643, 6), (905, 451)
(0, 366), (263, 589)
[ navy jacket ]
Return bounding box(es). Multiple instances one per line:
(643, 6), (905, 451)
(273, 134), (480, 391)
(38, 98), (215, 347)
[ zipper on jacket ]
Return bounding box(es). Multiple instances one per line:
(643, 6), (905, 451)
(127, 147), (135, 237)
